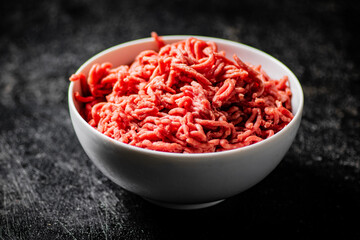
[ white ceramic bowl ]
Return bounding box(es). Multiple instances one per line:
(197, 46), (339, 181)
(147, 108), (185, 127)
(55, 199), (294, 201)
(68, 36), (304, 209)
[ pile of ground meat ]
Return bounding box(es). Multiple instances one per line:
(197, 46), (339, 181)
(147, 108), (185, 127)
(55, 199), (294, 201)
(70, 33), (293, 153)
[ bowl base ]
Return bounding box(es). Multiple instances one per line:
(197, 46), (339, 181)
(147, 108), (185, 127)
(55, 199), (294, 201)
(143, 198), (225, 210)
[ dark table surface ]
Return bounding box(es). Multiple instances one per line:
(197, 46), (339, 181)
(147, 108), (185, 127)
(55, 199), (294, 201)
(1, 0), (359, 239)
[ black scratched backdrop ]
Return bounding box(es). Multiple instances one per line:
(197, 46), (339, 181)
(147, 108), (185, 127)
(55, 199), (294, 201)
(1, 0), (359, 239)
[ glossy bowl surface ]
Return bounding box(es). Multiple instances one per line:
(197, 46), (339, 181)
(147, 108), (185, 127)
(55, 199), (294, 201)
(68, 36), (304, 209)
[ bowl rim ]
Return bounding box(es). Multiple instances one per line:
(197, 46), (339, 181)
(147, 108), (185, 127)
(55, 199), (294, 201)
(68, 35), (304, 158)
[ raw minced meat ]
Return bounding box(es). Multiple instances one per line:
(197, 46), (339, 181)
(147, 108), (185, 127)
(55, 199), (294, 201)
(70, 33), (293, 153)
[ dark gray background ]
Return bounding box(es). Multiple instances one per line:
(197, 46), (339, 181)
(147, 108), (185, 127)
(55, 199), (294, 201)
(1, 0), (359, 239)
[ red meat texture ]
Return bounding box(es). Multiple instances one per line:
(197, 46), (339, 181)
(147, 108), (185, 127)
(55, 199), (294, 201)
(70, 33), (293, 153)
